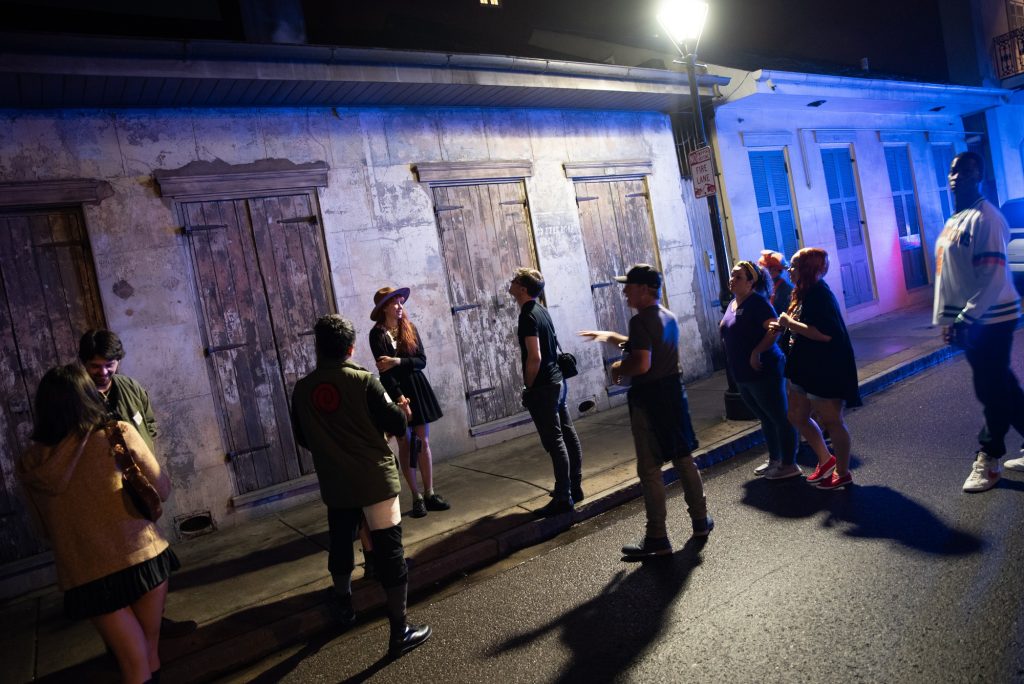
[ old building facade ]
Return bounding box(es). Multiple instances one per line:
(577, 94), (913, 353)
(0, 35), (720, 588)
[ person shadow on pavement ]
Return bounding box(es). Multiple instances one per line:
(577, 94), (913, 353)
(740, 478), (983, 556)
(489, 538), (707, 683)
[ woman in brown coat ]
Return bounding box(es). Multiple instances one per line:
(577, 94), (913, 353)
(18, 364), (173, 684)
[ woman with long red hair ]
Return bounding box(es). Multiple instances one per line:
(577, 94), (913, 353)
(770, 248), (861, 490)
(369, 286), (448, 518)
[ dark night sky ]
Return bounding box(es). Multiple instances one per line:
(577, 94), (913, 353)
(0, 0), (951, 82)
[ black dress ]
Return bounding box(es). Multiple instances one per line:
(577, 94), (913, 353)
(369, 326), (444, 426)
(784, 280), (862, 408)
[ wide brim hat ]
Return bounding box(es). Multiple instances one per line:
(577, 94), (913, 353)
(370, 286), (411, 322)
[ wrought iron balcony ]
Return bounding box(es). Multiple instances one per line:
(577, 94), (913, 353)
(994, 27), (1024, 80)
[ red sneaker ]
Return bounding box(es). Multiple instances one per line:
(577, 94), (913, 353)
(817, 471), (853, 491)
(805, 455), (836, 484)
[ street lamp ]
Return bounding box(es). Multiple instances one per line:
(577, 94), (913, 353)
(658, 0), (753, 421)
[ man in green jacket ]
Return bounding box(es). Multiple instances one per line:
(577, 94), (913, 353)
(291, 314), (431, 659)
(78, 330), (158, 452)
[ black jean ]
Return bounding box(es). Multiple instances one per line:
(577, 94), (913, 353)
(523, 382), (583, 501)
(964, 319), (1024, 458)
(327, 507), (407, 589)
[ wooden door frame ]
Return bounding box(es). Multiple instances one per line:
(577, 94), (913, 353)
(414, 160), (542, 436)
(820, 144), (878, 309)
(570, 173), (666, 395)
(156, 160), (335, 506)
(0, 181), (111, 570)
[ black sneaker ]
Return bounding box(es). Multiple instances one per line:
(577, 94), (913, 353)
(534, 498), (574, 517)
(410, 497), (427, 518)
(692, 515), (714, 537)
(424, 493), (450, 511)
(621, 536), (672, 558)
(388, 623), (432, 659)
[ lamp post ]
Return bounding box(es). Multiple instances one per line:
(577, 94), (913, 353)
(658, 0), (753, 421)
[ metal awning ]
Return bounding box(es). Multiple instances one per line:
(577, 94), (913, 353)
(0, 32), (728, 111)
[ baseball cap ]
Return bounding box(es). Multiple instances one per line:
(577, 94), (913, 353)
(614, 263), (662, 289)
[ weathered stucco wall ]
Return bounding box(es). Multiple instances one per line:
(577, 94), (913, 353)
(0, 105), (706, 536)
(712, 105), (966, 325)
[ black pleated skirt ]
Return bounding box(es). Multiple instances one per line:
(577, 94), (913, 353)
(404, 370), (443, 426)
(64, 548), (180, 620)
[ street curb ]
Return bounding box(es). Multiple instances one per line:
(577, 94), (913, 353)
(63, 342), (969, 683)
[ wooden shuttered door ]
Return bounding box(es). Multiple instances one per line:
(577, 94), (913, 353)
(433, 182), (538, 428)
(183, 193), (330, 495)
(749, 150), (801, 260)
(0, 209), (105, 563)
(574, 178), (660, 388)
(821, 148), (875, 308)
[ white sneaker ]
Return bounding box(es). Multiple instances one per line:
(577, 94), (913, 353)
(764, 463), (803, 480)
(963, 453), (1002, 493)
(754, 459), (776, 477)
(1003, 450), (1024, 472)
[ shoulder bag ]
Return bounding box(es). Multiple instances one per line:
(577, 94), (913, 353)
(104, 421), (163, 522)
(555, 338), (579, 379)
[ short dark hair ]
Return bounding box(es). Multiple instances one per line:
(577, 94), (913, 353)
(512, 267), (544, 298)
(953, 151), (985, 180)
(314, 314), (356, 360)
(31, 364), (108, 445)
(78, 330), (125, 363)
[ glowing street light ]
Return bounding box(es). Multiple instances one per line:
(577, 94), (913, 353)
(656, 0), (709, 48)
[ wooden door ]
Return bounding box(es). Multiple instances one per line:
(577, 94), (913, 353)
(821, 148), (875, 307)
(0, 209), (105, 563)
(749, 150), (801, 260)
(183, 192), (329, 495)
(575, 178), (660, 388)
(433, 182), (537, 428)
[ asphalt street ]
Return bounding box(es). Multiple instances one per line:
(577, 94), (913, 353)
(222, 347), (1024, 684)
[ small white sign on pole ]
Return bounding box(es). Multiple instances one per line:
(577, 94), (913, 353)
(688, 146), (717, 198)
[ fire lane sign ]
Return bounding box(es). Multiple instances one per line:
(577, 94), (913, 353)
(688, 146), (717, 198)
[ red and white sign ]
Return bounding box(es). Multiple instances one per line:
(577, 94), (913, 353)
(688, 146), (717, 198)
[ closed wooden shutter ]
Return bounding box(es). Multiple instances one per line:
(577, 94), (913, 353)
(433, 182), (537, 428)
(821, 148), (874, 307)
(575, 178), (660, 388)
(0, 208), (104, 563)
(749, 150), (800, 260)
(183, 192), (329, 494)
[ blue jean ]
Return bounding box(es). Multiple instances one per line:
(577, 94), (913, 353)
(738, 375), (797, 465)
(523, 382), (583, 501)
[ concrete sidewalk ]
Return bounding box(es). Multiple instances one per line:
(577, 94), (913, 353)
(2, 300), (957, 683)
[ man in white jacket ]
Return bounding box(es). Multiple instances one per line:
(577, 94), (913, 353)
(933, 152), (1024, 492)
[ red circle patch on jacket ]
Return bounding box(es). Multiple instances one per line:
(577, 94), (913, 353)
(311, 382), (341, 413)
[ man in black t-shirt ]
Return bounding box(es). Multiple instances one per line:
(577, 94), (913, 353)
(580, 264), (711, 558)
(509, 267), (583, 517)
